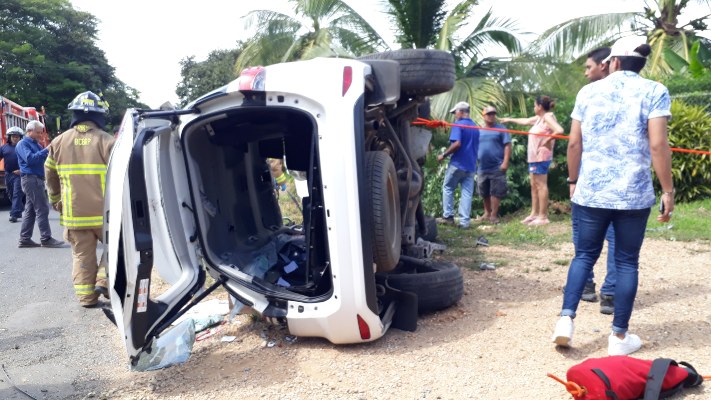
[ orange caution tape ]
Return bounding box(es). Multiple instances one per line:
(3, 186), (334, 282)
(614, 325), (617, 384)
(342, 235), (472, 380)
(547, 373), (588, 398)
(412, 118), (711, 156)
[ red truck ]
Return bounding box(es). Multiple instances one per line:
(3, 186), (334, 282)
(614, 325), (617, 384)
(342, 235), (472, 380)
(0, 95), (51, 202)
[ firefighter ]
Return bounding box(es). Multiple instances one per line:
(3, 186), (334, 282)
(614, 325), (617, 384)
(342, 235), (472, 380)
(0, 126), (25, 222)
(45, 91), (115, 308)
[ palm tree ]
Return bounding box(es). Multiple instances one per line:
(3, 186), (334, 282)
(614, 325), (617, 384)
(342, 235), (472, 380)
(382, 0), (523, 119)
(235, 0), (388, 73)
(528, 0), (711, 75)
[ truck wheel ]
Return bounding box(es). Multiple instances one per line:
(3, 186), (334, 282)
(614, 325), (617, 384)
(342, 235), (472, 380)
(358, 49), (455, 97)
(366, 151), (401, 273)
(384, 257), (463, 314)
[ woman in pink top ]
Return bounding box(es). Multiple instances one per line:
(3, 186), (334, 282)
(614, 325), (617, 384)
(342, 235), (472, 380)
(499, 96), (564, 225)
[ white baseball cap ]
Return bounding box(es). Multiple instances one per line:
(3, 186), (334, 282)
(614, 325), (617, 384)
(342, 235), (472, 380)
(602, 36), (648, 63)
(449, 101), (470, 114)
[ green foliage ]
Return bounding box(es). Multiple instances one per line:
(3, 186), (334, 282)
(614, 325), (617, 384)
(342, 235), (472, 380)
(236, 0), (387, 72)
(176, 48), (243, 108)
(644, 198), (711, 242)
(0, 0), (144, 133)
(664, 71), (711, 108)
(666, 100), (711, 202)
(420, 136), (527, 218)
(386, 0), (448, 48)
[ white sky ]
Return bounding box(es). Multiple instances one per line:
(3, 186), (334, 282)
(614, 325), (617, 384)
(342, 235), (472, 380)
(69, 0), (708, 108)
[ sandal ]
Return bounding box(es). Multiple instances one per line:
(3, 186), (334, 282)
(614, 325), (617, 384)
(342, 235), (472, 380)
(521, 215), (536, 224)
(529, 218), (550, 226)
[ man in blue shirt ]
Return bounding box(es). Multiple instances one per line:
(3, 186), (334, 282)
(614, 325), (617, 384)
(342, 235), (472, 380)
(15, 120), (63, 248)
(476, 106), (511, 224)
(437, 101), (479, 229)
(0, 127), (25, 222)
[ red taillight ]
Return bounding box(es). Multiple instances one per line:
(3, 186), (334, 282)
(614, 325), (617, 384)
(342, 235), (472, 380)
(238, 66), (266, 91)
(357, 314), (371, 340)
(342, 66), (352, 96)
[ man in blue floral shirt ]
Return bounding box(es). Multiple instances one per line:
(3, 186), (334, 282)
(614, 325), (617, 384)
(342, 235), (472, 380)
(553, 36), (674, 357)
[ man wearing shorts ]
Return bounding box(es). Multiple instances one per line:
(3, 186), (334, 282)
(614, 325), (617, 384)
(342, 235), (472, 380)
(476, 106), (511, 224)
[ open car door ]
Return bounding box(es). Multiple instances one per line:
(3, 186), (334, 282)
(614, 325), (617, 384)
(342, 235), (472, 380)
(106, 109), (205, 365)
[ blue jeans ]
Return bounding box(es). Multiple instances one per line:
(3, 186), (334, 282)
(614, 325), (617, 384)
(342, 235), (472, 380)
(6, 173), (24, 218)
(572, 206), (616, 295)
(442, 164), (475, 228)
(561, 204), (650, 335)
(20, 175), (52, 242)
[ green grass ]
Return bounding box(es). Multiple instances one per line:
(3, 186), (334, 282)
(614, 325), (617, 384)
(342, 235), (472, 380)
(643, 198), (711, 242)
(436, 198), (711, 249)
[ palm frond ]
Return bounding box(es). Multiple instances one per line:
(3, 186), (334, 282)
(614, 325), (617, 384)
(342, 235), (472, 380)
(330, 13), (390, 52)
(385, 0), (448, 48)
(454, 8), (523, 63)
(527, 12), (638, 61)
(430, 77), (505, 122)
(435, 0), (477, 50)
(242, 10), (300, 31)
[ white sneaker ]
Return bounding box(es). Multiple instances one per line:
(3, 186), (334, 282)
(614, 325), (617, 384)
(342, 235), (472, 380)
(552, 316), (574, 347)
(608, 333), (642, 356)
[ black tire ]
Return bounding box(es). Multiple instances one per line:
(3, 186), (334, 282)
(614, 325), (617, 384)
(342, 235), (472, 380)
(366, 151), (401, 272)
(418, 216), (438, 242)
(385, 257), (463, 314)
(358, 49), (456, 97)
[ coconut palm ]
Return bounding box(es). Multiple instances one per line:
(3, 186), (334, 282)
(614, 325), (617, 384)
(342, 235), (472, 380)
(382, 0), (523, 120)
(528, 0), (711, 75)
(235, 0), (388, 73)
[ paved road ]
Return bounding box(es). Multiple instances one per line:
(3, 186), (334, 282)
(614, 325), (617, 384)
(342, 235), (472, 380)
(0, 204), (121, 400)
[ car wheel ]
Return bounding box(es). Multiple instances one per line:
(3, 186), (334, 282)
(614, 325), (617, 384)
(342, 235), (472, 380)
(358, 49), (456, 97)
(383, 257), (463, 314)
(366, 151), (402, 273)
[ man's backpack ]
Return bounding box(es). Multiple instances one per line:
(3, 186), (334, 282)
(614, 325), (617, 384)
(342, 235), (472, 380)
(548, 356), (709, 399)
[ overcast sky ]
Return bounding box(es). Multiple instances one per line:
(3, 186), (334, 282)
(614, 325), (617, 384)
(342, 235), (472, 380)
(69, 0), (707, 108)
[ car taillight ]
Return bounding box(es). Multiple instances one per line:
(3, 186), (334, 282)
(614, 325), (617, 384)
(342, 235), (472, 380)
(342, 66), (352, 96)
(356, 314), (371, 340)
(238, 66), (266, 91)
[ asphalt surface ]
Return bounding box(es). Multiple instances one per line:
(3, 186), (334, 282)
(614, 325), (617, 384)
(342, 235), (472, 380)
(0, 204), (120, 400)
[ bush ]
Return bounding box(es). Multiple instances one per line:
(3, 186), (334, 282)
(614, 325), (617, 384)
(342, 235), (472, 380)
(665, 73), (711, 108)
(666, 100), (711, 202)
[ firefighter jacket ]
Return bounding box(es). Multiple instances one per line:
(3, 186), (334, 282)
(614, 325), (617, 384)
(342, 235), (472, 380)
(45, 121), (115, 230)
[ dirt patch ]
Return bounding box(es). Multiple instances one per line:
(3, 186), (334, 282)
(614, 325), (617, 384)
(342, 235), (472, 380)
(96, 237), (711, 399)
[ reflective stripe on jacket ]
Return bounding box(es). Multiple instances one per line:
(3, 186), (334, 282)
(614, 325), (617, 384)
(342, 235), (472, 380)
(45, 121), (115, 229)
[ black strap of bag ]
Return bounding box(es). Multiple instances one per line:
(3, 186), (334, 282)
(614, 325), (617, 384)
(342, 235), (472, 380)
(678, 361), (704, 388)
(591, 368), (619, 399)
(643, 359), (704, 400)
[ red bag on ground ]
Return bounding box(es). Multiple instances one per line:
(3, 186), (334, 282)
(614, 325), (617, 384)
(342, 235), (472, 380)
(549, 356), (706, 400)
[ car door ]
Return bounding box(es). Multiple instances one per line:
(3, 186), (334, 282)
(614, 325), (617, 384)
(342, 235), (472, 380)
(106, 109), (204, 364)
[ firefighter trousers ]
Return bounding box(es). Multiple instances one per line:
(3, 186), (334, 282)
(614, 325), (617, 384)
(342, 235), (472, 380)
(64, 228), (106, 305)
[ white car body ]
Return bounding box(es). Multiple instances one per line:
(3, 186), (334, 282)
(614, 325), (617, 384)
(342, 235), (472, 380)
(105, 52), (462, 366)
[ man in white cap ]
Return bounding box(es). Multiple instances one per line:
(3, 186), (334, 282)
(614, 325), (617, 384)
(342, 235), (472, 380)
(437, 101), (479, 229)
(553, 36), (674, 356)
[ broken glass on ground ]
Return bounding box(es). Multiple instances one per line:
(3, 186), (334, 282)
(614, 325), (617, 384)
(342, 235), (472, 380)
(131, 319), (196, 372)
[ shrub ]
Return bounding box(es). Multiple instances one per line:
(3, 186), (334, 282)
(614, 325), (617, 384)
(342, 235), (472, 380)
(665, 73), (711, 108)
(666, 100), (711, 202)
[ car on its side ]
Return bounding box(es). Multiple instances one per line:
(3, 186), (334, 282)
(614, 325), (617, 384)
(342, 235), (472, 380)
(105, 50), (464, 366)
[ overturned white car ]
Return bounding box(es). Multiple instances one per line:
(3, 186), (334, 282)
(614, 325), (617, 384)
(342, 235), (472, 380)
(105, 50), (464, 365)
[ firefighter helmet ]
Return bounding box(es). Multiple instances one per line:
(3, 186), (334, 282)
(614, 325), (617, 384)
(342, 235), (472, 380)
(7, 126), (24, 137)
(67, 91), (109, 114)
